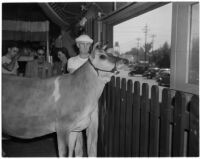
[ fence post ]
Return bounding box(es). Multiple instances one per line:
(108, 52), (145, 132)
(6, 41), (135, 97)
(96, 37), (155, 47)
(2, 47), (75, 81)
(172, 91), (187, 156)
(159, 88), (172, 157)
(132, 81), (140, 156)
(105, 80), (112, 156)
(119, 78), (126, 157)
(125, 80), (133, 157)
(139, 83), (150, 156)
(188, 95), (199, 157)
(108, 76), (116, 157)
(113, 77), (121, 157)
(149, 85), (160, 156)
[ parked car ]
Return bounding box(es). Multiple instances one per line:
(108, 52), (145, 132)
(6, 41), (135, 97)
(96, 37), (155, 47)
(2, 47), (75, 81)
(155, 68), (170, 81)
(157, 70), (170, 87)
(128, 65), (147, 76)
(145, 67), (160, 79)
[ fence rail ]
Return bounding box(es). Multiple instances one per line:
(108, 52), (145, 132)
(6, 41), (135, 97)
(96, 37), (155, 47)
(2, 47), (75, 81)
(98, 76), (199, 157)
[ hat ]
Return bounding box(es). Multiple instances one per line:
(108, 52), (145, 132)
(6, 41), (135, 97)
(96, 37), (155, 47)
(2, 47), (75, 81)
(75, 34), (93, 43)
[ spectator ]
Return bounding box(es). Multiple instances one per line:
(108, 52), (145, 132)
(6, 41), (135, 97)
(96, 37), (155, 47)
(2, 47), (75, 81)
(2, 42), (20, 75)
(52, 47), (69, 75)
(25, 47), (52, 78)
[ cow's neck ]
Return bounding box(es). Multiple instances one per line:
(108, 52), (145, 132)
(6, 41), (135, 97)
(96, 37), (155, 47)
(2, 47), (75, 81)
(73, 61), (109, 97)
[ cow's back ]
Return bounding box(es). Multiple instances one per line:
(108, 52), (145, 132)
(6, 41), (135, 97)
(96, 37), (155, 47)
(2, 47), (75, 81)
(2, 75), (58, 138)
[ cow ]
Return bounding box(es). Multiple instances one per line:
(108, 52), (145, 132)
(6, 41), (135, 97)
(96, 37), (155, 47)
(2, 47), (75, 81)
(2, 45), (127, 157)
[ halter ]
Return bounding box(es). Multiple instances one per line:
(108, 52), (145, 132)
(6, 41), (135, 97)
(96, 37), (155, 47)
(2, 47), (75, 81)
(88, 58), (117, 76)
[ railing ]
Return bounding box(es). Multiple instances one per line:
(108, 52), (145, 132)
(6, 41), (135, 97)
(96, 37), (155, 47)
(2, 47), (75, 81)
(98, 76), (199, 157)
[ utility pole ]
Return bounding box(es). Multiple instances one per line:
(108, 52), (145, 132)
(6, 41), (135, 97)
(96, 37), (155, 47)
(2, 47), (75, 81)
(151, 34), (156, 52)
(136, 38), (140, 62)
(143, 24), (149, 62)
(150, 34), (156, 66)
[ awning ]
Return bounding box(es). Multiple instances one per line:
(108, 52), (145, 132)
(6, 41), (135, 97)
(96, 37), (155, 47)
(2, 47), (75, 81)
(2, 20), (49, 41)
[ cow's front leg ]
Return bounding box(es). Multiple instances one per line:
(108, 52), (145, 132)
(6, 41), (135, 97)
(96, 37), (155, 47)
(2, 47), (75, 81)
(86, 105), (99, 157)
(56, 128), (69, 157)
(68, 131), (78, 157)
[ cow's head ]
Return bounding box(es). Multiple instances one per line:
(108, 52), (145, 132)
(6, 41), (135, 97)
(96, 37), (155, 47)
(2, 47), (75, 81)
(89, 42), (128, 82)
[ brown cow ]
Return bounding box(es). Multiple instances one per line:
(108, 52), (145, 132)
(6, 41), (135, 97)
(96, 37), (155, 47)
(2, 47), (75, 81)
(2, 46), (127, 157)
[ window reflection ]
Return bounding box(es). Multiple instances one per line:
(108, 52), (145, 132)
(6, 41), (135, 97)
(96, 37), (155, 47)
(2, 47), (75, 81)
(188, 3), (199, 85)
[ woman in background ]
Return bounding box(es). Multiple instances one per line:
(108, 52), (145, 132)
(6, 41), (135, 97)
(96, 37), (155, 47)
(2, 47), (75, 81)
(52, 47), (69, 75)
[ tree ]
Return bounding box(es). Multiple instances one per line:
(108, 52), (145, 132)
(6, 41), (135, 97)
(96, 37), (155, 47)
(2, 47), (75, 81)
(151, 42), (171, 68)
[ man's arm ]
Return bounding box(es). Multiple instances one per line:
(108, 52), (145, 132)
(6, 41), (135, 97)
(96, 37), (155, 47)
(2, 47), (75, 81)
(2, 55), (19, 72)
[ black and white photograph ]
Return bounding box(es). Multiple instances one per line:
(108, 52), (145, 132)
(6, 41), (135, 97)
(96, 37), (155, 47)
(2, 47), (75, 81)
(1, 0), (199, 157)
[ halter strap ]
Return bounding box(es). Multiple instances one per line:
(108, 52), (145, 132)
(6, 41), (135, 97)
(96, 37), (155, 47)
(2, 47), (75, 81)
(88, 58), (117, 76)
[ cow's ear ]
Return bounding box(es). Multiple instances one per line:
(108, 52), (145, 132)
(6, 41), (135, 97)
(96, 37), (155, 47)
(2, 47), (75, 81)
(91, 42), (100, 58)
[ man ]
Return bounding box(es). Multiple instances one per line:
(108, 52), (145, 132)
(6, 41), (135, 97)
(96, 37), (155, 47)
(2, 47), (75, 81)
(67, 34), (98, 157)
(25, 47), (52, 78)
(2, 43), (20, 75)
(67, 34), (93, 73)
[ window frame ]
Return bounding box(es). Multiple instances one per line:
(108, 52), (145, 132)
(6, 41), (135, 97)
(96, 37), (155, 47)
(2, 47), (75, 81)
(101, 2), (168, 48)
(170, 2), (199, 95)
(101, 2), (199, 95)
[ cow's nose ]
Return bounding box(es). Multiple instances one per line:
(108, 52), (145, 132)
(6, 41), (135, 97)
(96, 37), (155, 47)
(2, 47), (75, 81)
(122, 59), (129, 65)
(115, 70), (120, 75)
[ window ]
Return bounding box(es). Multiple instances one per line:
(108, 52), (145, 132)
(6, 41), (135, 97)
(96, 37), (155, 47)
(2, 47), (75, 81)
(113, 3), (172, 69)
(170, 2), (199, 94)
(188, 3), (199, 85)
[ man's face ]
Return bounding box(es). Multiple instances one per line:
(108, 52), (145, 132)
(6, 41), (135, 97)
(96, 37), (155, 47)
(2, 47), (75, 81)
(37, 49), (45, 63)
(8, 47), (19, 58)
(78, 42), (91, 55)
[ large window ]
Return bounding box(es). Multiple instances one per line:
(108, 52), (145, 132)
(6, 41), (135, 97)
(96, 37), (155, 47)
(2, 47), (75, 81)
(188, 3), (199, 85)
(170, 2), (199, 94)
(113, 3), (172, 69)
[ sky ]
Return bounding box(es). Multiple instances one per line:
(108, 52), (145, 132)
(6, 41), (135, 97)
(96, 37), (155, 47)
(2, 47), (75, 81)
(113, 3), (172, 54)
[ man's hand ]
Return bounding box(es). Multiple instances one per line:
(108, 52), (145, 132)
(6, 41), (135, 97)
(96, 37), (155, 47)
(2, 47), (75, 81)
(13, 53), (21, 61)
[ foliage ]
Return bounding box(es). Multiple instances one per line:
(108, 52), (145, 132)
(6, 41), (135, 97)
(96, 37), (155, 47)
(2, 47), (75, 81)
(123, 41), (171, 68)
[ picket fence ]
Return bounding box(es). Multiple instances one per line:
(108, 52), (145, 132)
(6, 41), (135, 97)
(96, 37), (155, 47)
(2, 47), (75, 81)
(97, 76), (199, 157)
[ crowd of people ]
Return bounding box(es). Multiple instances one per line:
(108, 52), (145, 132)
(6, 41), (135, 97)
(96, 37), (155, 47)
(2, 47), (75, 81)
(2, 34), (94, 79)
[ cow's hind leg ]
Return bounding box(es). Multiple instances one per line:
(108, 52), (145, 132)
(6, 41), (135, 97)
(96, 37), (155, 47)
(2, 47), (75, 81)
(56, 129), (69, 157)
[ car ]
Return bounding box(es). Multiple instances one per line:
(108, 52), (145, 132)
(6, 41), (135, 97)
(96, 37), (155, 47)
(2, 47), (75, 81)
(145, 67), (160, 79)
(155, 68), (170, 81)
(128, 65), (148, 76)
(157, 70), (170, 87)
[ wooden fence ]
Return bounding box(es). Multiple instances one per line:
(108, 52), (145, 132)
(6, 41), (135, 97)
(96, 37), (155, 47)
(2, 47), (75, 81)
(97, 76), (199, 157)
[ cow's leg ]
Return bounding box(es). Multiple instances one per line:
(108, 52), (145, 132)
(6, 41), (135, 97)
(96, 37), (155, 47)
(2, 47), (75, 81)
(56, 129), (68, 157)
(74, 132), (84, 156)
(68, 132), (78, 157)
(86, 105), (99, 157)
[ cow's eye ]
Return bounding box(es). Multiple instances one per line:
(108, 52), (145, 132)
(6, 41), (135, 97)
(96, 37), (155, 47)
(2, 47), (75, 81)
(99, 55), (107, 60)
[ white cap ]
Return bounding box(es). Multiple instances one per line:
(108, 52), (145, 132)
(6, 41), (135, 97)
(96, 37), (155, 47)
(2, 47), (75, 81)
(75, 34), (93, 43)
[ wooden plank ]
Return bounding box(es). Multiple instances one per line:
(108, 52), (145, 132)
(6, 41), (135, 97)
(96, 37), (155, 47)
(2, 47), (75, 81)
(108, 76), (116, 157)
(172, 91), (187, 156)
(139, 83), (150, 157)
(97, 88), (105, 157)
(188, 95), (199, 157)
(113, 77), (121, 157)
(125, 80), (133, 157)
(119, 78), (126, 157)
(159, 88), (172, 157)
(149, 85), (160, 157)
(132, 81), (140, 156)
(105, 81), (111, 156)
